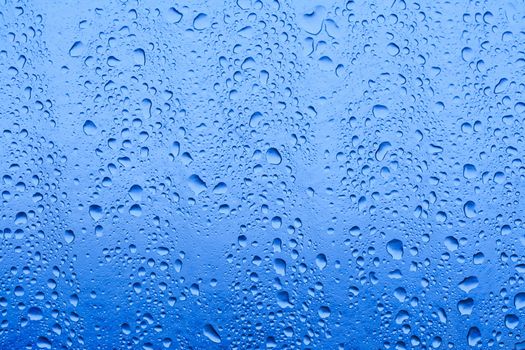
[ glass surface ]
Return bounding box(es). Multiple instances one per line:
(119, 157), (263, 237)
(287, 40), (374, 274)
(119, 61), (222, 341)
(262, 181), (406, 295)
(1, 0), (525, 349)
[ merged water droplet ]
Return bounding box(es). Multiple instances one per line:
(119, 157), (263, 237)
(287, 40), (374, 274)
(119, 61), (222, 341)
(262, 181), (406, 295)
(386, 239), (404, 260)
(188, 174), (207, 194)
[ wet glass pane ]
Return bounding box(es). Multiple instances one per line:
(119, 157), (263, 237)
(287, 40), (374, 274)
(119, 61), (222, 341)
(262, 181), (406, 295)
(1, 0), (525, 349)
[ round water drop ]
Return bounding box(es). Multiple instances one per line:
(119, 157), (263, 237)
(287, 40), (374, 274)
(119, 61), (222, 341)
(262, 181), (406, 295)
(273, 258), (286, 276)
(435, 211), (447, 223)
(203, 324), (221, 343)
(83, 120), (97, 135)
(129, 204), (142, 217)
(89, 205), (103, 221)
(463, 164), (477, 179)
(387, 239), (403, 260)
(165, 7), (182, 23)
(36, 336), (52, 349)
(64, 230), (75, 244)
(515, 102), (525, 113)
(515, 293), (525, 310)
(157, 246), (169, 256)
(193, 13), (210, 30)
(121, 323), (131, 335)
(249, 112), (263, 127)
(461, 47), (473, 62)
(266, 148), (282, 165)
(500, 225), (511, 236)
(318, 306), (331, 318)
(505, 314), (519, 329)
(28, 306), (43, 321)
(241, 57), (256, 70)
(315, 253), (327, 270)
(349, 225), (361, 237)
(297, 6), (325, 34)
(15, 211), (27, 225)
(372, 104), (389, 118)
(463, 201), (477, 218)
(212, 182), (228, 194)
(318, 56), (333, 71)
(128, 185), (143, 201)
(14, 286), (24, 297)
(387, 42), (400, 56)
(271, 216), (282, 229)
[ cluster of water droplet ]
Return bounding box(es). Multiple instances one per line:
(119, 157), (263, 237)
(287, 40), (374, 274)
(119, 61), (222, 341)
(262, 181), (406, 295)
(1, 0), (525, 349)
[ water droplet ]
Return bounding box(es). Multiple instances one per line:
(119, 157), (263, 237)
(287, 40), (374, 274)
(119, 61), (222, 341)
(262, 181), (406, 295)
(505, 314), (519, 329)
(458, 276), (479, 293)
(83, 120), (97, 135)
(387, 43), (400, 56)
(372, 104), (389, 118)
(266, 148), (282, 165)
(69, 41), (84, 57)
(129, 204), (142, 217)
(128, 185), (143, 201)
(463, 201), (477, 218)
(463, 164), (477, 179)
(28, 306), (43, 321)
(193, 13), (210, 30)
(515, 293), (525, 310)
(387, 239), (403, 260)
(467, 326), (481, 346)
(188, 174), (207, 194)
(203, 324), (221, 343)
(315, 254), (327, 270)
(165, 7), (182, 23)
(64, 230), (75, 244)
(15, 212), (27, 225)
(89, 205), (103, 221)
(375, 141), (392, 161)
(133, 48), (146, 66)
(318, 306), (331, 318)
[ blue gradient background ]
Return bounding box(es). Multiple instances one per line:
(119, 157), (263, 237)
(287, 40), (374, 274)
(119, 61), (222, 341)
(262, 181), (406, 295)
(1, 0), (525, 349)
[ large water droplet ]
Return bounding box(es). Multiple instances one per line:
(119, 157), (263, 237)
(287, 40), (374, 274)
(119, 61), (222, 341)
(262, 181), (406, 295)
(266, 148), (282, 165)
(188, 175), (207, 194)
(83, 120), (97, 135)
(387, 239), (404, 260)
(193, 13), (210, 30)
(463, 201), (477, 218)
(89, 205), (103, 221)
(203, 324), (221, 343)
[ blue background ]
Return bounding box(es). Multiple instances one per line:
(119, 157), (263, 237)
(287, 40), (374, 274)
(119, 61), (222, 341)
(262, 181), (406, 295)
(1, 0), (525, 349)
